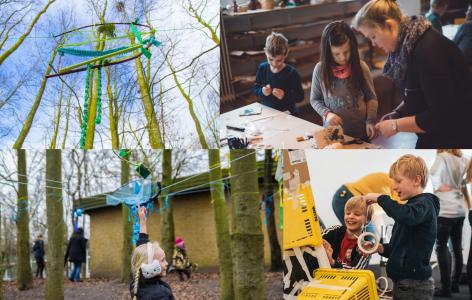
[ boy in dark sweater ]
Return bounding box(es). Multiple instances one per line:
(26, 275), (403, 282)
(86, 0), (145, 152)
(253, 32), (304, 115)
(363, 154), (440, 300)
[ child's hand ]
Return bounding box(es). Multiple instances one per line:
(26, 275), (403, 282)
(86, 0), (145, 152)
(322, 239), (335, 266)
(326, 112), (343, 126)
(272, 88), (285, 100)
(363, 193), (381, 205)
(262, 84), (272, 96)
(138, 206), (147, 222)
(366, 123), (377, 139)
(375, 119), (397, 138)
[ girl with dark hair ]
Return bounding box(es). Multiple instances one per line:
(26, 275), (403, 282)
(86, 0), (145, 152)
(310, 20), (378, 142)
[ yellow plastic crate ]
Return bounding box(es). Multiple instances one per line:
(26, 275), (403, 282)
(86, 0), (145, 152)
(298, 268), (379, 300)
(283, 183), (323, 250)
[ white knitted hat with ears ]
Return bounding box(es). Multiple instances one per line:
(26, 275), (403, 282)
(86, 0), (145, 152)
(141, 242), (161, 278)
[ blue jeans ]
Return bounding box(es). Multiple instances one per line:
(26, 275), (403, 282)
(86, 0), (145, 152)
(393, 277), (434, 300)
(70, 262), (82, 282)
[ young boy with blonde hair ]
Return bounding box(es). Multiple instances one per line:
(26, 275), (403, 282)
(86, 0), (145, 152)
(322, 195), (374, 270)
(364, 154), (440, 300)
(253, 32), (304, 114)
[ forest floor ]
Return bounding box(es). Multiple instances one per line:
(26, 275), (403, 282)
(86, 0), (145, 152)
(3, 271), (282, 299)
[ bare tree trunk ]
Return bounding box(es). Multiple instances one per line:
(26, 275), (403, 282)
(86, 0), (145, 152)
(16, 149), (32, 290)
(121, 150), (132, 282)
(45, 150), (64, 300)
(263, 150), (282, 271)
(229, 150), (266, 299)
(159, 150), (174, 261)
(106, 67), (119, 148)
(83, 3), (107, 149)
(12, 49), (58, 149)
(83, 39), (105, 149)
(0, 0), (56, 66)
(167, 61), (208, 149)
(50, 82), (64, 149)
(61, 92), (72, 149)
(134, 52), (163, 148)
(208, 150), (233, 299)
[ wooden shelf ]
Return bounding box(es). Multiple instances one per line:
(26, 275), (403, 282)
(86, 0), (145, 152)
(221, 0), (368, 109)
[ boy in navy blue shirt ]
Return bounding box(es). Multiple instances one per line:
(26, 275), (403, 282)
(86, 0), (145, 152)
(363, 154), (439, 300)
(253, 32), (304, 114)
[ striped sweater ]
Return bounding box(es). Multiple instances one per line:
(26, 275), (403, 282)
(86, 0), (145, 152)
(322, 225), (370, 270)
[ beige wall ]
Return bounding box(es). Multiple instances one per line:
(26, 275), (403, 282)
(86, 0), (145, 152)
(88, 205), (124, 278)
(88, 189), (282, 278)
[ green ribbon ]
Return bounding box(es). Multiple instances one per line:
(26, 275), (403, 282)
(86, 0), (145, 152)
(130, 22), (152, 59)
(95, 64), (102, 124)
(80, 64), (92, 148)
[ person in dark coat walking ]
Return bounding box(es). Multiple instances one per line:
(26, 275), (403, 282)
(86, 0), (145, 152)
(65, 227), (87, 282)
(32, 234), (45, 278)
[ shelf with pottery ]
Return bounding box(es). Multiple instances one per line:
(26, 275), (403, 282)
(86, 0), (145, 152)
(221, 0), (367, 111)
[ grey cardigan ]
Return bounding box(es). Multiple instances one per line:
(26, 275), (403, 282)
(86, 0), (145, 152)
(310, 60), (378, 140)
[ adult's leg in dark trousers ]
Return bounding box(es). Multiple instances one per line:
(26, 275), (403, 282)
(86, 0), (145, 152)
(467, 210), (472, 297)
(449, 217), (465, 291)
(435, 217), (453, 294)
(38, 260), (44, 278)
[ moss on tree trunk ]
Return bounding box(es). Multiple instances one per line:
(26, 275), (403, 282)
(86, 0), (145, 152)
(16, 149), (32, 290)
(121, 150), (132, 282)
(45, 150), (64, 300)
(159, 150), (175, 261)
(229, 150), (266, 300)
(209, 150), (233, 299)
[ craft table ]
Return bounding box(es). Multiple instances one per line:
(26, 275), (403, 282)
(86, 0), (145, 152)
(220, 103), (418, 149)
